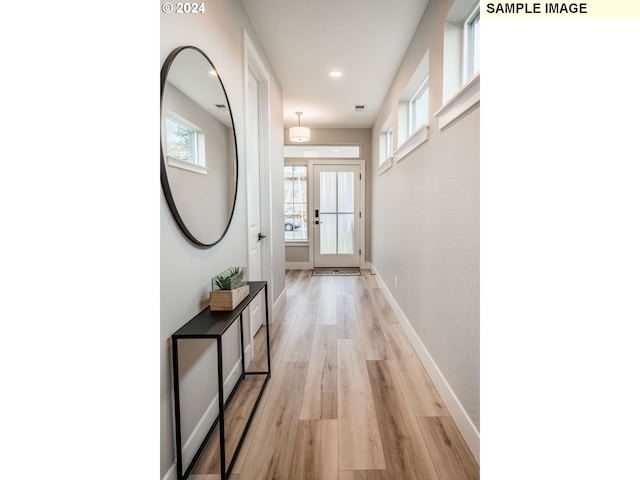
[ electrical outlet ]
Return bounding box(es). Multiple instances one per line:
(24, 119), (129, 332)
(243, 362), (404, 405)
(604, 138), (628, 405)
(394, 276), (398, 288)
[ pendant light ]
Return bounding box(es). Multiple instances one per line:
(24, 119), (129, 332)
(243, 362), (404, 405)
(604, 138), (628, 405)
(289, 111), (310, 142)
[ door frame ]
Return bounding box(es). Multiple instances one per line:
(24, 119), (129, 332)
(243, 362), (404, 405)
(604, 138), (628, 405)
(244, 31), (272, 360)
(308, 159), (366, 269)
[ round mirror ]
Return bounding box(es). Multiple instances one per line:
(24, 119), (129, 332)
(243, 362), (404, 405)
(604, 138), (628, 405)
(161, 46), (238, 247)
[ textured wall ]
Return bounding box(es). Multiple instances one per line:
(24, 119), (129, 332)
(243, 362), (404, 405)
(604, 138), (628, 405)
(370, 0), (480, 429)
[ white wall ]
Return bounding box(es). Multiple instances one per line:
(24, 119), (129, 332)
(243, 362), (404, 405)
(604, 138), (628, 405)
(371, 0), (480, 436)
(160, 1), (284, 477)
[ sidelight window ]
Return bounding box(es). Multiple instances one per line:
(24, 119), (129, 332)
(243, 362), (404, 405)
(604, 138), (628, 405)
(284, 166), (308, 241)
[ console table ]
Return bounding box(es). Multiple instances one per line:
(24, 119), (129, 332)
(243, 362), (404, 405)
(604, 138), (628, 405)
(171, 281), (271, 480)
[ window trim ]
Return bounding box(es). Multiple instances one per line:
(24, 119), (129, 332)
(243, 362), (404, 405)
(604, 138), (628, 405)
(378, 156), (393, 175)
(434, 71), (479, 130)
(395, 124), (429, 163)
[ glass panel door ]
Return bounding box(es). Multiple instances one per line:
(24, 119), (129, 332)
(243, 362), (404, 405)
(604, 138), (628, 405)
(313, 164), (361, 268)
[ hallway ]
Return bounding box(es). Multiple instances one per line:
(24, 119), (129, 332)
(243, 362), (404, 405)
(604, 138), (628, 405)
(192, 270), (479, 479)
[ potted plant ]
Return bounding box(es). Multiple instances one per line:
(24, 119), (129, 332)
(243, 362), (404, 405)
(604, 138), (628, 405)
(210, 267), (249, 311)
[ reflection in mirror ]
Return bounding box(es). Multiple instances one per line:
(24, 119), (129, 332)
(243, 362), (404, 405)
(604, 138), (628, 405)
(161, 46), (238, 247)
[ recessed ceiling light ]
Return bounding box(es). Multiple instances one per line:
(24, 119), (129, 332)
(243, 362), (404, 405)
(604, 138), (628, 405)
(328, 71), (343, 78)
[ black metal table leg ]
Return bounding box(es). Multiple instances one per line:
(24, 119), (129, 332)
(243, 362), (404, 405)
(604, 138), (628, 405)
(172, 337), (184, 480)
(265, 284), (271, 376)
(217, 336), (226, 480)
(239, 311), (246, 378)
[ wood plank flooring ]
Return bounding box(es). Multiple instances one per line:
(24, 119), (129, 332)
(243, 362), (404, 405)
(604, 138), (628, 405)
(192, 270), (478, 479)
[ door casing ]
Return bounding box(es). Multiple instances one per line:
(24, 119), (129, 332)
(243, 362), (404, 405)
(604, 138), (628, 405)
(244, 30), (272, 362)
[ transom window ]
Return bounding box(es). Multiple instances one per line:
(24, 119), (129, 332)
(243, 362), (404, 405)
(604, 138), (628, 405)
(385, 127), (394, 159)
(410, 77), (429, 134)
(443, 0), (480, 102)
(379, 114), (394, 167)
(284, 145), (360, 158)
(397, 50), (429, 146)
(465, 6), (480, 81)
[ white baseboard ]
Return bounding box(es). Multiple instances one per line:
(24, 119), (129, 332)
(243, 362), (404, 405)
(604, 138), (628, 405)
(371, 264), (480, 464)
(162, 344), (252, 480)
(162, 460), (176, 480)
(273, 286), (286, 315)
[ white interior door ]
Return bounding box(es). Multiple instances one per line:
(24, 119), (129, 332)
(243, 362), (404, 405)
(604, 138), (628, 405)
(247, 70), (264, 338)
(313, 164), (361, 268)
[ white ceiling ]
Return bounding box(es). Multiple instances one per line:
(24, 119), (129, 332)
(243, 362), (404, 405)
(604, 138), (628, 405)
(167, 48), (232, 127)
(242, 0), (430, 129)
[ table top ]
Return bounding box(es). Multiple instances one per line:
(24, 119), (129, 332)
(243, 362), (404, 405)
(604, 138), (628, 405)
(172, 281), (267, 339)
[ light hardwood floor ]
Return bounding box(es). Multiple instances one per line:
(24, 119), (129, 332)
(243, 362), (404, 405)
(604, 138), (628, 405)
(191, 270), (479, 480)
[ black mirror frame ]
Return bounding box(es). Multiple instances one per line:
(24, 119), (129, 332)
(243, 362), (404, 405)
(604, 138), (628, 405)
(160, 45), (239, 248)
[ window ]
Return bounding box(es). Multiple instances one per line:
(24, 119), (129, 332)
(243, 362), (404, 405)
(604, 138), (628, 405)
(166, 116), (197, 163)
(165, 112), (207, 174)
(442, 0), (480, 102)
(410, 77), (429, 134)
(394, 50), (430, 161)
(385, 127), (394, 159)
(464, 6), (480, 82)
(284, 145), (360, 158)
(437, 0), (480, 129)
(284, 166), (308, 241)
(378, 115), (393, 172)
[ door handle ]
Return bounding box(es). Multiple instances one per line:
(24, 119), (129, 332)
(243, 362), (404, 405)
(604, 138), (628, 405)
(258, 233), (267, 241)
(314, 221), (323, 225)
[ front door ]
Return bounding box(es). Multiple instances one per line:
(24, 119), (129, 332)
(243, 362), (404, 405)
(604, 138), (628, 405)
(312, 164), (361, 268)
